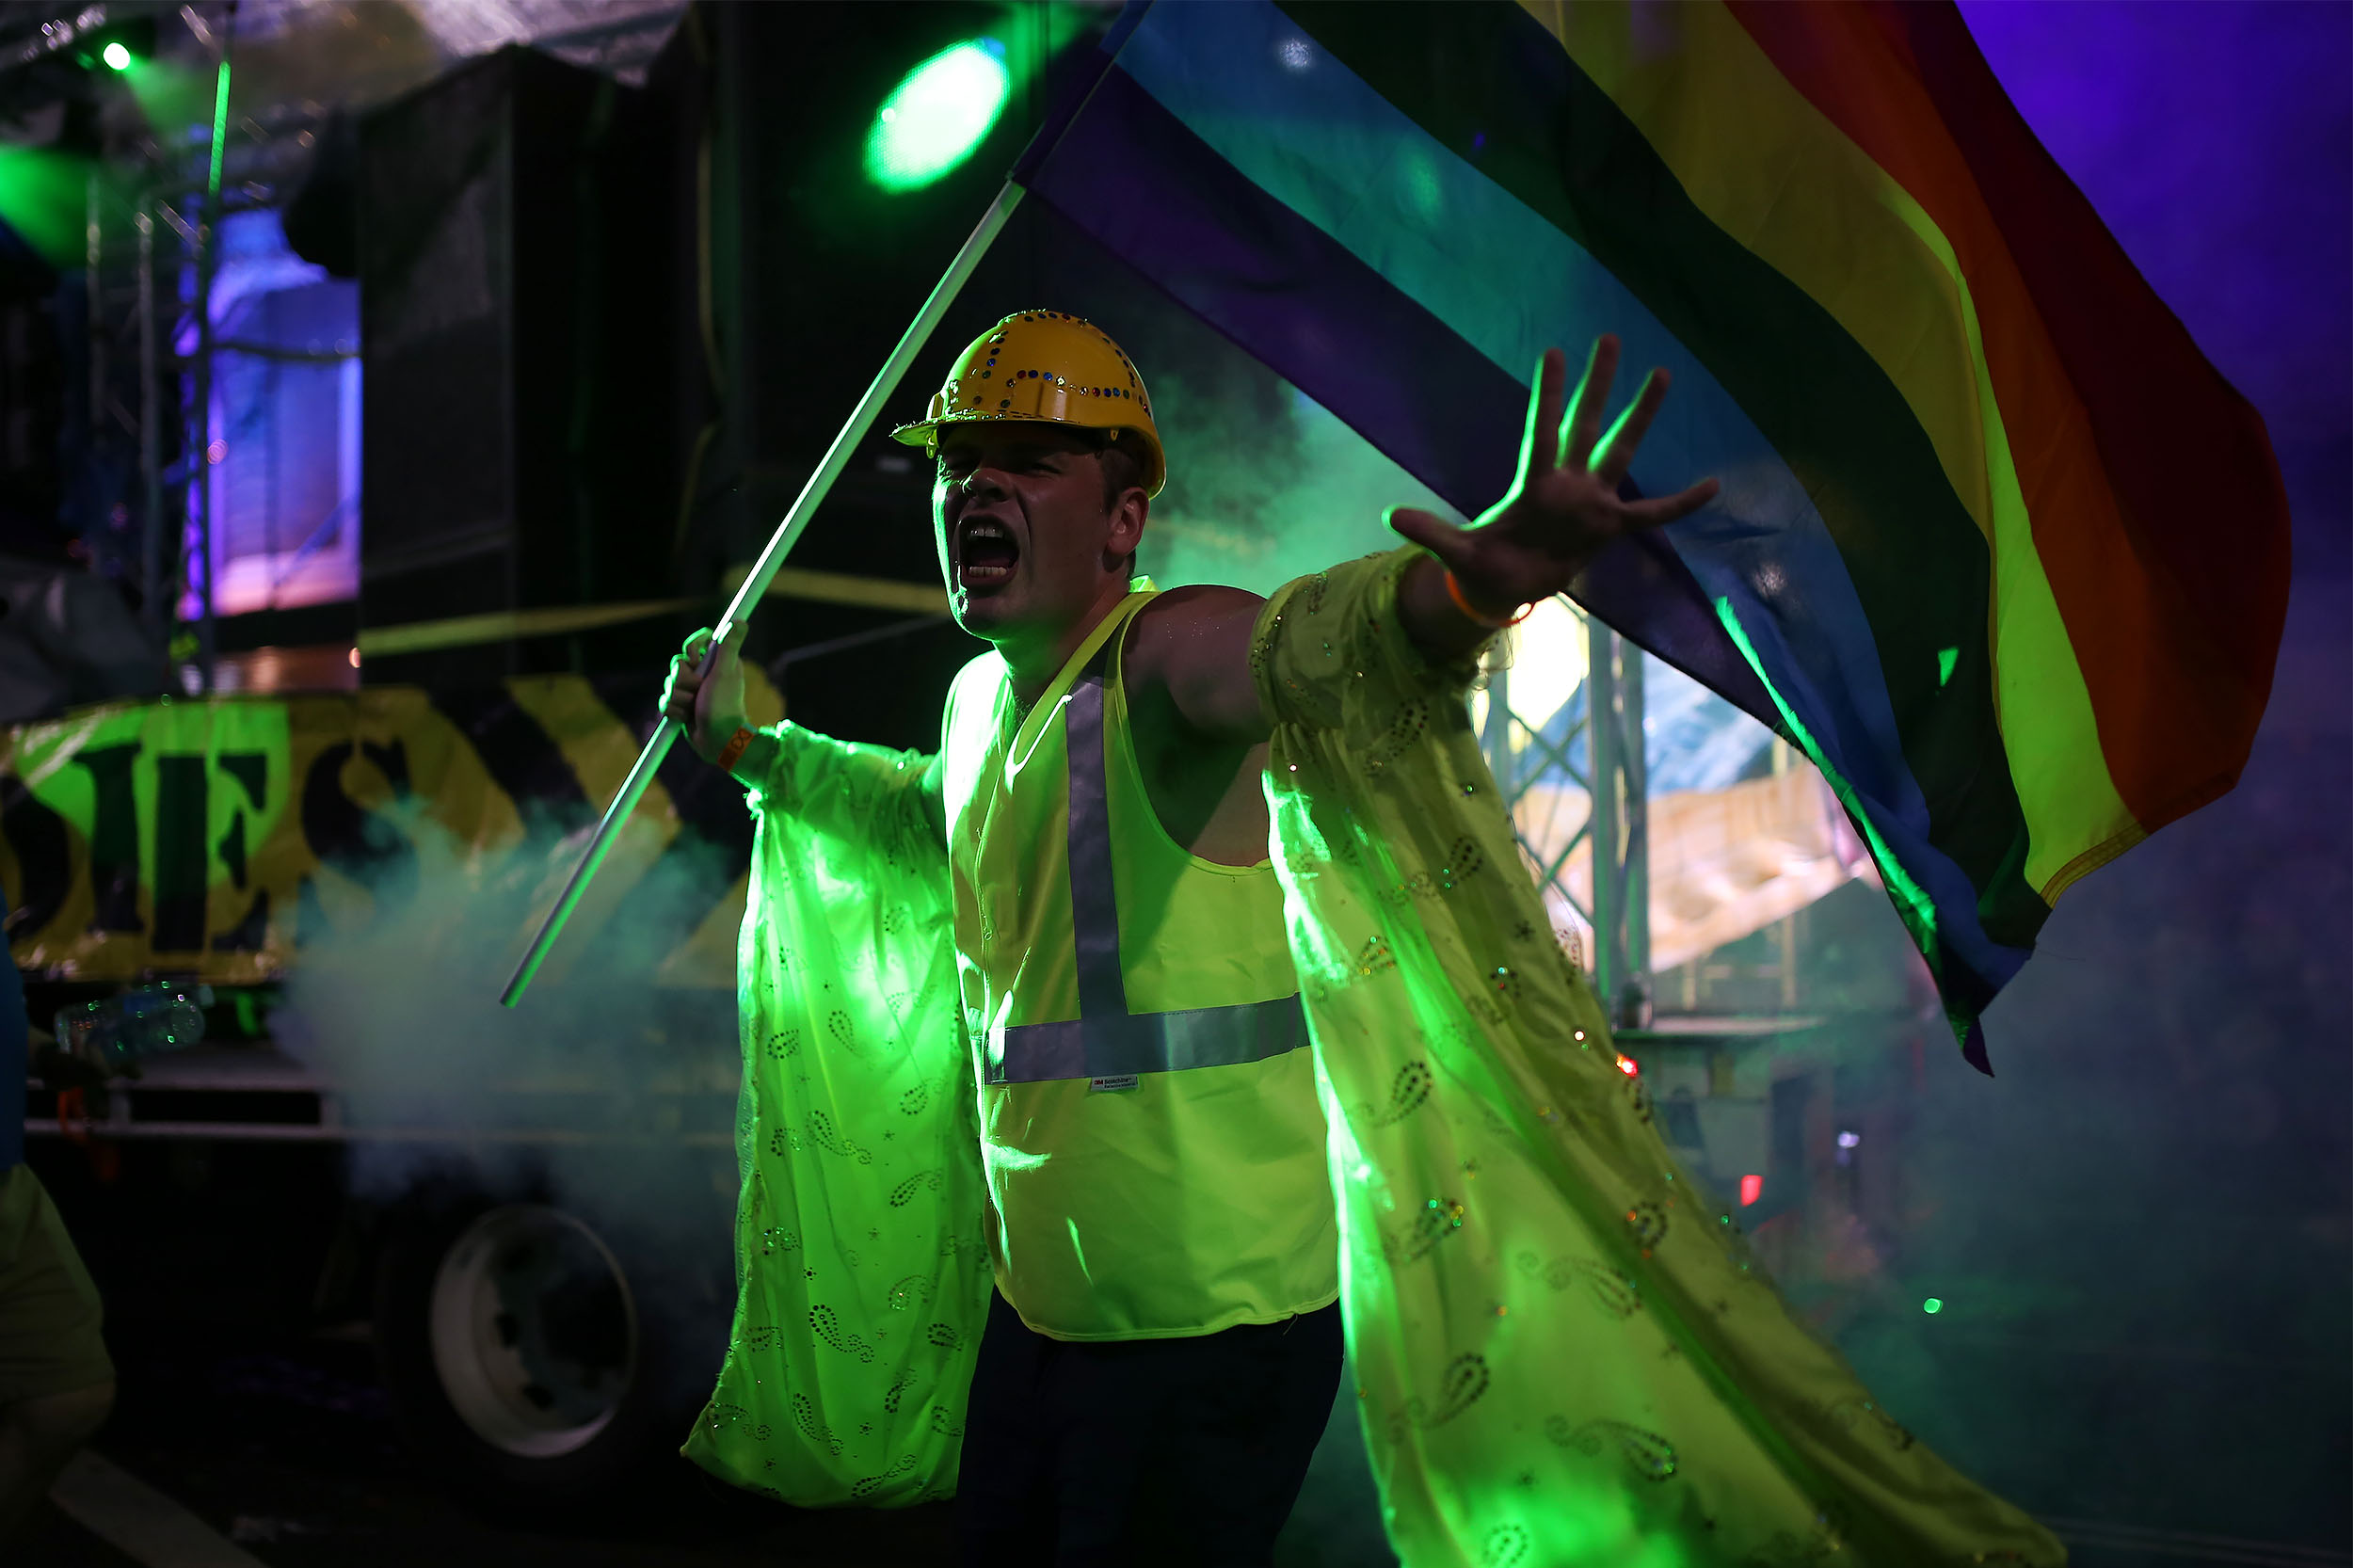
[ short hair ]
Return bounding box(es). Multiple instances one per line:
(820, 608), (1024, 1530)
(1093, 429), (1152, 513)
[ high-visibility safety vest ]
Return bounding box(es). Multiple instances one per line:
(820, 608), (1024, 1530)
(940, 584), (1337, 1341)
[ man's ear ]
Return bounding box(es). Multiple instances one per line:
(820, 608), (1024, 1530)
(1106, 488), (1149, 568)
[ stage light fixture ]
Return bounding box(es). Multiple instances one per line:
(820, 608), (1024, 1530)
(102, 40), (131, 71)
(864, 39), (1009, 193)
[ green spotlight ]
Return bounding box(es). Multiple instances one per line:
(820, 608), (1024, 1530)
(864, 40), (1008, 194)
(1922, 1297), (1943, 1315)
(102, 40), (132, 71)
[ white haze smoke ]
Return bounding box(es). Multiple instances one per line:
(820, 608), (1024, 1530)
(1141, 378), (1460, 596)
(270, 796), (747, 1375)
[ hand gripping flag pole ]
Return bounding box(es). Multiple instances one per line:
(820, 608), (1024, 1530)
(498, 183), (1023, 1008)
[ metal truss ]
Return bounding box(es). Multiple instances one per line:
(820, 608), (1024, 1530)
(81, 39), (332, 692)
(1477, 599), (1652, 1029)
(68, 62), (220, 688)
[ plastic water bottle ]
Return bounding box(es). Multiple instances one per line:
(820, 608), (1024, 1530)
(53, 983), (215, 1074)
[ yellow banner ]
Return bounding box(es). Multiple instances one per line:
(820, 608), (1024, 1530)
(0, 670), (780, 986)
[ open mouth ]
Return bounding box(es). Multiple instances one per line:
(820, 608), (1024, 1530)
(955, 517), (1020, 590)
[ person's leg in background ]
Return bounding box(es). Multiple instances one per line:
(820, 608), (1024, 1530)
(0, 1162), (118, 1540)
(0, 1384), (113, 1536)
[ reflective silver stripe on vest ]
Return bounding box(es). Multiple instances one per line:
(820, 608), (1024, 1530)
(986, 672), (1306, 1087)
(988, 1000), (1308, 1085)
(1062, 674), (1131, 1021)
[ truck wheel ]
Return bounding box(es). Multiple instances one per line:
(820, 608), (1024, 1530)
(375, 1194), (702, 1520)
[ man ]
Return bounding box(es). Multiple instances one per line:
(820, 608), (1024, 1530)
(0, 952), (117, 1540)
(666, 310), (1716, 1564)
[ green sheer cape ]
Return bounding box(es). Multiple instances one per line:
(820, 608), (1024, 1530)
(687, 551), (2064, 1564)
(680, 732), (988, 1507)
(1250, 552), (2060, 1564)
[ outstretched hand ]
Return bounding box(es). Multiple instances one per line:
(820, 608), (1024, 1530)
(1389, 337), (1718, 619)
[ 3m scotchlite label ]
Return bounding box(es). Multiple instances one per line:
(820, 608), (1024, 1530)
(986, 668), (1305, 1088)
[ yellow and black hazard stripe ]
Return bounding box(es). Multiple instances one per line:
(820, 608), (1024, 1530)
(0, 665), (785, 988)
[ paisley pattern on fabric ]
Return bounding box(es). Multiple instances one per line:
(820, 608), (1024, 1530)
(1254, 549), (2064, 1565)
(686, 548), (2063, 1558)
(680, 728), (990, 1508)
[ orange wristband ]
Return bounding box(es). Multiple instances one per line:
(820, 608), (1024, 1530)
(1445, 570), (1535, 629)
(714, 726), (756, 772)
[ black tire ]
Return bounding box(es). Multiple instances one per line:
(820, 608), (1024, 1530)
(373, 1188), (718, 1523)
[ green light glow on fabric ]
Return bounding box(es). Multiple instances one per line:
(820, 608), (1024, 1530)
(865, 40), (1009, 193)
(1937, 647), (1959, 687)
(1710, 598), (1943, 968)
(1400, 145), (1444, 220)
(1246, 557), (2058, 1559)
(684, 726), (989, 1505)
(1923, 1297), (1944, 1314)
(102, 41), (131, 71)
(690, 552), (2062, 1556)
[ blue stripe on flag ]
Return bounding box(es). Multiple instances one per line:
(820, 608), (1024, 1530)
(1016, 0), (2031, 1000)
(1019, 68), (1770, 725)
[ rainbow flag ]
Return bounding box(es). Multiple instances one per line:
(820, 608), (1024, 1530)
(1014, 0), (2291, 1069)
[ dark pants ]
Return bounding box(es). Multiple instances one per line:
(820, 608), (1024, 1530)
(957, 1290), (1346, 1568)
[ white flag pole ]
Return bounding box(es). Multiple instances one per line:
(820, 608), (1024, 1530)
(499, 182), (1024, 1007)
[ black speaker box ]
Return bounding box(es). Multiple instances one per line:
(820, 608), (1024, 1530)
(358, 45), (674, 686)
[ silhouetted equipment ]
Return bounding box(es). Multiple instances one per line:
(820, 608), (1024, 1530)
(283, 110), (360, 280)
(358, 45), (672, 687)
(633, 1), (1074, 752)
(0, 553), (169, 720)
(351, 8), (1106, 742)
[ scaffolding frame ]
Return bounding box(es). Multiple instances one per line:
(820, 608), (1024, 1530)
(71, 46), (232, 690)
(1479, 600), (1652, 1030)
(83, 91), (338, 694)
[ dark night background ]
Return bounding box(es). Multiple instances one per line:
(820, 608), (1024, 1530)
(3, 3), (2345, 1565)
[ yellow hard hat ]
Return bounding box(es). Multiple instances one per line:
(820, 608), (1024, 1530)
(889, 309), (1165, 497)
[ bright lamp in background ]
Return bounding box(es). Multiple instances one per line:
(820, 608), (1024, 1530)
(865, 39), (1009, 193)
(101, 40), (132, 71)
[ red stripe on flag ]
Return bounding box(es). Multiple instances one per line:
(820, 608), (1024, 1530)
(1725, 0), (2290, 836)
